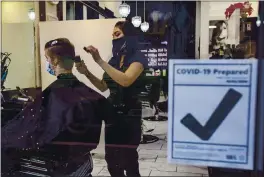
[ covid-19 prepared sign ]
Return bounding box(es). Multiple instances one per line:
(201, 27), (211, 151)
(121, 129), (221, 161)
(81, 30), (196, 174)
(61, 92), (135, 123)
(167, 60), (258, 170)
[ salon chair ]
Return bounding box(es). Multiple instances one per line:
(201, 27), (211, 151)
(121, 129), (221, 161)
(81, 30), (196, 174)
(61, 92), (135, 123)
(142, 76), (168, 122)
(1, 87), (39, 127)
(1, 101), (25, 127)
(138, 74), (161, 144)
(2, 143), (93, 177)
(157, 75), (168, 113)
(2, 130), (95, 177)
(1, 97), (95, 177)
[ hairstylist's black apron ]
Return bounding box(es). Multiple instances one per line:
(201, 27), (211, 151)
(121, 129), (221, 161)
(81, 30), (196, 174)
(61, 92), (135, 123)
(103, 55), (144, 146)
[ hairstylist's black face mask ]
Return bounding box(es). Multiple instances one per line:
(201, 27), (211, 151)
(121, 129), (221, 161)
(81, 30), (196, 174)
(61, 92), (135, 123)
(112, 36), (126, 57)
(112, 36), (138, 57)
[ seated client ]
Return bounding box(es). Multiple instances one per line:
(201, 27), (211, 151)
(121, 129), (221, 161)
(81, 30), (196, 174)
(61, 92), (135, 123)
(1, 38), (113, 176)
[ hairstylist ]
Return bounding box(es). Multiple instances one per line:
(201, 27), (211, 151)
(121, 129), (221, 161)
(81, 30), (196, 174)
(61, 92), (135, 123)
(76, 21), (147, 177)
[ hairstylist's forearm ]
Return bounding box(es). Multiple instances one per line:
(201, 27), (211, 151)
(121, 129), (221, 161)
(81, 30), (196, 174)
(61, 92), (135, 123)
(97, 59), (134, 87)
(84, 70), (108, 92)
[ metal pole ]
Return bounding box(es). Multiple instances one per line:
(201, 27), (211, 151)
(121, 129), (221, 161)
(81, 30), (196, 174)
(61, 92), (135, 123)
(255, 60), (264, 175)
(257, 1), (264, 59)
(255, 2), (264, 173)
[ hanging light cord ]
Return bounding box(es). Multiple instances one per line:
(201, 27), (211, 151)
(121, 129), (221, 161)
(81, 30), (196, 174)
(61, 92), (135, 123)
(74, 1), (76, 18)
(144, 0), (145, 21)
(136, 0), (138, 16)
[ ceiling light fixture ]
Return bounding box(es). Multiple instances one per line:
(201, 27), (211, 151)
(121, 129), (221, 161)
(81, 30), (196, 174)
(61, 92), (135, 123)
(28, 8), (35, 21)
(119, 1), (130, 17)
(256, 16), (261, 27)
(140, 0), (149, 32)
(132, 0), (142, 27)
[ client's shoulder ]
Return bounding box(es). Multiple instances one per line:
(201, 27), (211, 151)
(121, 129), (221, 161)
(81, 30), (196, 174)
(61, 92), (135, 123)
(77, 82), (105, 99)
(44, 79), (107, 104)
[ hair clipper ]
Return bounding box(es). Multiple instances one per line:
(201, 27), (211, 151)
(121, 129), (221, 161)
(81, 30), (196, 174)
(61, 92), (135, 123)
(74, 55), (81, 63)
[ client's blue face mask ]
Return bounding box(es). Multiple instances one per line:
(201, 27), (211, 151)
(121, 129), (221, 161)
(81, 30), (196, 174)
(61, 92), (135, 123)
(46, 61), (55, 76)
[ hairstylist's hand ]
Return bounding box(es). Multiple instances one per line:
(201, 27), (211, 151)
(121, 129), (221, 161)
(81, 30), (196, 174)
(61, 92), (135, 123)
(84, 45), (103, 64)
(75, 60), (88, 75)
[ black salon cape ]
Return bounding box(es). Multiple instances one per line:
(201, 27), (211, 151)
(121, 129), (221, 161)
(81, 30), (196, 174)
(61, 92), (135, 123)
(1, 74), (113, 151)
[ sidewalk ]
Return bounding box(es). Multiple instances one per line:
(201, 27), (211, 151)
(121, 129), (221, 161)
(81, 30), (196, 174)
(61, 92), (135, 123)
(91, 119), (208, 176)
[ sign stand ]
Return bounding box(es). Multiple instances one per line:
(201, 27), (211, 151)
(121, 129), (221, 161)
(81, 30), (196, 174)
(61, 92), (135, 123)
(254, 59), (264, 175)
(209, 60), (264, 177)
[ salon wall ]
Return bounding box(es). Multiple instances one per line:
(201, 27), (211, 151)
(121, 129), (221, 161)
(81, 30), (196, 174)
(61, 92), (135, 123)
(39, 18), (124, 97)
(45, 1), (58, 20)
(2, 2), (34, 23)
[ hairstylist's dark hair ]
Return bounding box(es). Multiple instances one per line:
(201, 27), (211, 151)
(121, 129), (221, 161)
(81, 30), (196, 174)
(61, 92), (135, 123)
(115, 20), (137, 36)
(45, 38), (75, 59)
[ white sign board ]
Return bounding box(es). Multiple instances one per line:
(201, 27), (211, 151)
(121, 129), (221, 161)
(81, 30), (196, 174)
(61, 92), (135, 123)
(168, 59), (258, 170)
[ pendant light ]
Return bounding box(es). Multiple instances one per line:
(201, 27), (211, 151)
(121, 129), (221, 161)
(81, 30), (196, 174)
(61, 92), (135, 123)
(140, 0), (149, 32)
(28, 8), (35, 21)
(132, 0), (142, 27)
(119, 1), (130, 17)
(256, 16), (261, 27)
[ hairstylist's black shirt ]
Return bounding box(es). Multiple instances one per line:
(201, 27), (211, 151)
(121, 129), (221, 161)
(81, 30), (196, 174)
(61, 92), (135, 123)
(103, 47), (147, 116)
(1, 73), (114, 150)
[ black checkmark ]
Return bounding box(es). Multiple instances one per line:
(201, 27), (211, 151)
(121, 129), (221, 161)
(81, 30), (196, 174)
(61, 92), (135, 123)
(180, 88), (242, 141)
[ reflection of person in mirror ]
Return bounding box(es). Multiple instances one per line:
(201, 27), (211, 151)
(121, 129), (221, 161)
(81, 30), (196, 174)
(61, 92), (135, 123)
(155, 69), (161, 76)
(211, 21), (228, 51)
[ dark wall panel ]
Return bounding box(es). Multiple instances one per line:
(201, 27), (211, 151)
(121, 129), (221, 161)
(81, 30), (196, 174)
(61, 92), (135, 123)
(257, 1), (264, 59)
(87, 1), (99, 19)
(39, 1), (46, 21)
(75, 1), (83, 20)
(57, 1), (63, 21)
